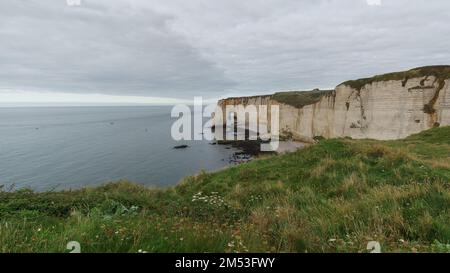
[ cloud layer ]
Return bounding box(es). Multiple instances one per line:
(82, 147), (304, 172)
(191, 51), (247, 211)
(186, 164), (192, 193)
(1, 0), (450, 99)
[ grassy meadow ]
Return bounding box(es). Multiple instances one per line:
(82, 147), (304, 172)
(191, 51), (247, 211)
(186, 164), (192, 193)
(0, 127), (449, 253)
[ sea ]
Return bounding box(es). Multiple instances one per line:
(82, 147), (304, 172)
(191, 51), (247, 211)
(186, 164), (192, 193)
(0, 106), (239, 191)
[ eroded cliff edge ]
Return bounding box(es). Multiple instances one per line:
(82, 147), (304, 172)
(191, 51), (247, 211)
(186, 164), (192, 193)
(217, 66), (450, 142)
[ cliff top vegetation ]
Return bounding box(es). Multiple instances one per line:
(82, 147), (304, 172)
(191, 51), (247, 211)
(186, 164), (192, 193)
(341, 65), (450, 91)
(272, 89), (334, 108)
(221, 66), (450, 110)
(220, 89), (334, 109)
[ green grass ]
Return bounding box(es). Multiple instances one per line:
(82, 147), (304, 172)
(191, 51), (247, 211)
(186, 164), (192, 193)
(272, 89), (334, 108)
(1, 127), (450, 253)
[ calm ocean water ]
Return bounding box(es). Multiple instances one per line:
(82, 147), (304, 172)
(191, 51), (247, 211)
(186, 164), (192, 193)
(0, 106), (238, 191)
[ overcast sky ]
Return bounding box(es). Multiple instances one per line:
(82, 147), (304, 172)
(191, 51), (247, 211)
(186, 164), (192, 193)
(1, 0), (450, 105)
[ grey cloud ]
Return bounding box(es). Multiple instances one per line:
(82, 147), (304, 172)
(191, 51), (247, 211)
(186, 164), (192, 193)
(0, 0), (235, 98)
(1, 0), (450, 99)
(153, 0), (450, 94)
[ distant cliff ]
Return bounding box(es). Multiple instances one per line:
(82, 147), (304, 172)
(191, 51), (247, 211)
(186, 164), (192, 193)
(217, 66), (450, 142)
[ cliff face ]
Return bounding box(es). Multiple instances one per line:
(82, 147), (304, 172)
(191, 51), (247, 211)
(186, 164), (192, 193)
(217, 66), (450, 142)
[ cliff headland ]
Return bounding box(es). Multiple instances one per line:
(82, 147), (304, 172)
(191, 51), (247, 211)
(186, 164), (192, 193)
(218, 66), (450, 142)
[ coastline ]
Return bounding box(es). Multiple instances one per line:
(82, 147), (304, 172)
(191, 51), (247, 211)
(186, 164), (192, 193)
(1, 126), (448, 252)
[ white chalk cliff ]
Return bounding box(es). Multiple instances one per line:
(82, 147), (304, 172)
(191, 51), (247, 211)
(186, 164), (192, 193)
(217, 66), (450, 142)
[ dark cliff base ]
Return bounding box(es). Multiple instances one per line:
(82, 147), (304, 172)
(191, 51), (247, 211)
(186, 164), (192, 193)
(211, 125), (275, 163)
